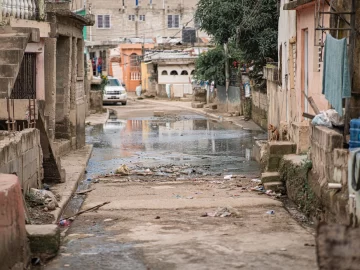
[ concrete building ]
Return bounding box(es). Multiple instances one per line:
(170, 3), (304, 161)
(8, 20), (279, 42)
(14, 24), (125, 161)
(142, 50), (198, 97)
(0, 1), (94, 190)
(260, 0), (360, 225)
(83, 0), (206, 43)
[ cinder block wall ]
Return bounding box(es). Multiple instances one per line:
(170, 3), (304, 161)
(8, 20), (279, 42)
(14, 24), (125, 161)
(0, 129), (43, 192)
(0, 174), (29, 269)
(310, 125), (349, 223)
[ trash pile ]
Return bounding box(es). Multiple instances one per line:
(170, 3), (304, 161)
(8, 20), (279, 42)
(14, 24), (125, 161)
(29, 188), (59, 211)
(202, 206), (241, 218)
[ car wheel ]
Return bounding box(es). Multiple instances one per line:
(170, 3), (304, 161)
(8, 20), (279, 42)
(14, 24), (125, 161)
(121, 102), (127, 105)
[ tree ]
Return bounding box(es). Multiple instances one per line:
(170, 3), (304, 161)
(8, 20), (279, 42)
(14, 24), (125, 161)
(194, 42), (242, 85)
(196, 0), (278, 83)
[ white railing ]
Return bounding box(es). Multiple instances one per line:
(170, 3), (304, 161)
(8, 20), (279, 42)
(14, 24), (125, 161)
(1, 0), (40, 20)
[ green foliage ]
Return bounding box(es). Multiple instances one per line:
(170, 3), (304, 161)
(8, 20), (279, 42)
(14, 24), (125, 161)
(196, 0), (279, 83)
(194, 45), (225, 85)
(100, 75), (108, 92)
(194, 43), (242, 84)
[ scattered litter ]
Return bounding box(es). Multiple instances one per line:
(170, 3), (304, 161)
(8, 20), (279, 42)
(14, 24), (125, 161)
(103, 219), (113, 222)
(266, 210), (275, 215)
(251, 179), (261, 183)
(76, 188), (95, 195)
(205, 207), (240, 218)
(63, 202), (110, 220)
(115, 165), (130, 175)
(86, 178), (92, 182)
(280, 248), (287, 251)
(64, 264), (70, 267)
(155, 216), (161, 219)
(187, 196), (194, 199)
(251, 186), (265, 192)
(59, 219), (71, 227)
(29, 188), (58, 209)
(224, 175), (233, 180)
(304, 243), (315, 247)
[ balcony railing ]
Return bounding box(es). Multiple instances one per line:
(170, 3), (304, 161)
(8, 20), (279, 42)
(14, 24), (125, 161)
(1, 0), (45, 20)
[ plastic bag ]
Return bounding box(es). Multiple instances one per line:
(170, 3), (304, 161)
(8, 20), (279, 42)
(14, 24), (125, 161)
(311, 112), (332, 128)
(325, 109), (344, 126)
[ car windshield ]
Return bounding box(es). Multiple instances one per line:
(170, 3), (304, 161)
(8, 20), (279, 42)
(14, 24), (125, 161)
(107, 79), (120, 86)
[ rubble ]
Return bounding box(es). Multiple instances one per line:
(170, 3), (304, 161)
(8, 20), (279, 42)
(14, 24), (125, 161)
(204, 207), (241, 218)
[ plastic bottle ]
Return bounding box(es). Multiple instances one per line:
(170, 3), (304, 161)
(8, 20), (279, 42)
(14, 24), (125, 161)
(350, 119), (360, 150)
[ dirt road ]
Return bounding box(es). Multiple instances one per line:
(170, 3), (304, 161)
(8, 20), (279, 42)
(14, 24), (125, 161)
(45, 100), (317, 270)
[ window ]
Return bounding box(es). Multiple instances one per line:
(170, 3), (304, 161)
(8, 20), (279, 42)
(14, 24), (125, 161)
(170, 70), (178, 75)
(168, 15), (180, 28)
(97, 15), (110, 29)
(161, 70), (168, 75)
(129, 15), (135, 21)
(107, 79), (120, 86)
(139, 15), (146, 21)
(181, 70), (188, 75)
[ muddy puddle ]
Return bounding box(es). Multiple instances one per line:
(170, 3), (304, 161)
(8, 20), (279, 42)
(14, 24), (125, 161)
(85, 112), (264, 178)
(61, 112), (264, 220)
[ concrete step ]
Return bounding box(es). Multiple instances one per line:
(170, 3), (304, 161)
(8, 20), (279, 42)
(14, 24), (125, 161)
(0, 49), (23, 65)
(0, 35), (28, 50)
(266, 155), (282, 172)
(268, 141), (297, 155)
(191, 102), (204, 108)
(26, 225), (60, 260)
(0, 64), (17, 78)
(263, 181), (285, 193)
(261, 172), (280, 184)
(209, 104), (217, 110)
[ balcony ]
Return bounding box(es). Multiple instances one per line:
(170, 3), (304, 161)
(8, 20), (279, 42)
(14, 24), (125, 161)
(1, 0), (45, 20)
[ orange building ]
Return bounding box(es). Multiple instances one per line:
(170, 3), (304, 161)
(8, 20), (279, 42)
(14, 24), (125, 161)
(109, 43), (154, 92)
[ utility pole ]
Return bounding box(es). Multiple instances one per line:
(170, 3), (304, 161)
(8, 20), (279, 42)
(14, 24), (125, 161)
(344, 0), (356, 135)
(224, 42), (230, 112)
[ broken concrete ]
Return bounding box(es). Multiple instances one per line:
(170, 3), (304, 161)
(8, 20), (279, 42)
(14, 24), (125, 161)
(26, 224), (60, 260)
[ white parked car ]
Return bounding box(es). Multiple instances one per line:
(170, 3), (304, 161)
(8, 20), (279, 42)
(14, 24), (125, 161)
(103, 77), (127, 105)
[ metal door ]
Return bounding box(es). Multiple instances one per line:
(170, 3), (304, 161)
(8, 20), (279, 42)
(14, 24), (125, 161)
(11, 53), (37, 99)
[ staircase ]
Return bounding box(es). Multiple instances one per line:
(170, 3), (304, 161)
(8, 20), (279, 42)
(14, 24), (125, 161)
(0, 26), (66, 183)
(0, 31), (30, 98)
(261, 141), (297, 193)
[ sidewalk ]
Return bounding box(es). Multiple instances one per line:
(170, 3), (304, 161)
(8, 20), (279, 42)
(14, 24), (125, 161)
(138, 98), (263, 131)
(50, 111), (109, 223)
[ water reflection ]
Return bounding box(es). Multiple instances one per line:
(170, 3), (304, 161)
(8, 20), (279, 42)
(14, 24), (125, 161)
(85, 115), (264, 178)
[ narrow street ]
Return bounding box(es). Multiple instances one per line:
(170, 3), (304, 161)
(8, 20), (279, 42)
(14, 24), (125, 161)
(45, 100), (317, 270)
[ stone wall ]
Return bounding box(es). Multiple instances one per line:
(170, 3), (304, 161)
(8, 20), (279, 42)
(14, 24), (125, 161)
(251, 87), (268, 130)
(0, 129), (43, 192)
(309, 125), (349, 223)
(0, 174), (29, 269)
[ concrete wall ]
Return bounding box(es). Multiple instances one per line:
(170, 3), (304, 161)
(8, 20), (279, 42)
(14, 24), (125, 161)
(90, 91), (103, 113)
(158, 64), (194, 84)
(309, 125), (348, 223)
(86, 0), (207, 42)
(0, 129), (43, 192)
(216, 86), (241, 112)
(0, 174), (29, 270)
(295, 3), (330, 119)
(251, 87), (268, 130)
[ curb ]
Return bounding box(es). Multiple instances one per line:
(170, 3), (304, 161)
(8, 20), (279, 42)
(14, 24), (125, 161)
(51, 145), (94, 223)
(139, 99), (248, 129)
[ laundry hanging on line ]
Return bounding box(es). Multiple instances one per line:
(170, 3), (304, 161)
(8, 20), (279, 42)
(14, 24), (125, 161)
(322, 33), (351, 116)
